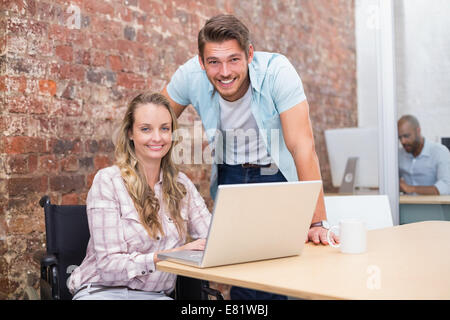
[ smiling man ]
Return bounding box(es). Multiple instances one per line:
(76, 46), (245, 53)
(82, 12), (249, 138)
(398, 115), (450, 195)
(161, 14), (335, 300)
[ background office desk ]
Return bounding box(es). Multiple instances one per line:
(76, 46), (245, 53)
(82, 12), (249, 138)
(400, 195), (450, 224)
(157, 221), (450, 300)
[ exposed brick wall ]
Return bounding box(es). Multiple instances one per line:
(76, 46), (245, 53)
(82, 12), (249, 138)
(0, 0), (355, 299)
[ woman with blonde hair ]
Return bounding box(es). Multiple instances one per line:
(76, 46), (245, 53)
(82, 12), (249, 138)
(68, 92), (211, 300)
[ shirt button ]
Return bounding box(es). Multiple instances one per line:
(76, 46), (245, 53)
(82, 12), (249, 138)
(156, 236), (160, 240)
(141, 271), (146, 275)
(149, 270), (153, 273)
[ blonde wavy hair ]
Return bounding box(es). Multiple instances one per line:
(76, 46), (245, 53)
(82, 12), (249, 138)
(115, 92), (186, 239)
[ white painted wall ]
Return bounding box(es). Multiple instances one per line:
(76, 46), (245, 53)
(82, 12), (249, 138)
(394, 0), (450, 142)
(357, 0), (450, 141)
(355, 0), (380, 128)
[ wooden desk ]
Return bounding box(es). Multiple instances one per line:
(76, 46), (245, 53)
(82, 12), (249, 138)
(400, 195), (450, 224)
(157, 221), (450, 300)
(400, 195), (450, 204)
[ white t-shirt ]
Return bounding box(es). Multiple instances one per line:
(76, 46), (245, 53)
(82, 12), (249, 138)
(218, 86), (272, 165)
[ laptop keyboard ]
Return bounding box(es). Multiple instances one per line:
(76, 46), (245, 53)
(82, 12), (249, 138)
(188, 252), (204, 263)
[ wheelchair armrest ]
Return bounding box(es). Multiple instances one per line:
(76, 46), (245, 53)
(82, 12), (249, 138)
(39, 253), (58, 285)
(201, 284), (224, 300)
(39, 253), (60, 300)
(41, 253), (57, 267)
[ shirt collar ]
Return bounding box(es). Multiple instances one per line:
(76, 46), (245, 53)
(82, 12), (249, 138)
(248, 58), (261, 93)
(419, 138), (431, 158)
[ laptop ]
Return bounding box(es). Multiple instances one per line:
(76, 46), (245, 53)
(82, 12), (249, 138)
(157, 180), (322, 268)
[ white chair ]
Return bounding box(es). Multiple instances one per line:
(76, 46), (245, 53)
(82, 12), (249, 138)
(324, 195), (393, 230)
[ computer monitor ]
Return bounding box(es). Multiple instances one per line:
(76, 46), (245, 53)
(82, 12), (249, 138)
(324, 127), (379, 192)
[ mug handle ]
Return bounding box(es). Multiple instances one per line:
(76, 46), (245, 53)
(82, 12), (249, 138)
(327, 226), (340, 248)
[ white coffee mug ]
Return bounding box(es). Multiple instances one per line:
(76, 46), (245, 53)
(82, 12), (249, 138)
(326, 219), (367, 254)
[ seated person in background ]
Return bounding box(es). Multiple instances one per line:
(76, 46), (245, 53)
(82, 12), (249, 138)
(67, 92), (211, 300)
(398, 115), (450, 195)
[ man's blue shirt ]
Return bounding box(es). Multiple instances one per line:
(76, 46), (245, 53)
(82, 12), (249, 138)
(399, 139), (450, 195)
(167, 52), (307, 197)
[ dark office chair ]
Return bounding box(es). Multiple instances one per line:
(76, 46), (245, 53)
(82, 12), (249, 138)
(442, 137), (450, 152)
(38, 195), (223, 300)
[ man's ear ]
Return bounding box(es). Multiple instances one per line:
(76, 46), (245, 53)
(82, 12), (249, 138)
(199, 55), (205, 70)
(247, 44), (254, 64)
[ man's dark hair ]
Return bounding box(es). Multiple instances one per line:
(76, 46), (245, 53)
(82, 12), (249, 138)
(198, 14), (251, 61)
(398, 114), (420, 129)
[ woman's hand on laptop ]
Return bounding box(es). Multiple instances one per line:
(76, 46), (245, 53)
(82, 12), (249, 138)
(179, 238), (207, 251)
(154, 239), (206, 263)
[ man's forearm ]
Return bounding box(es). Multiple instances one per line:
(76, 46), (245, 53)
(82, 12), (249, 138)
(410, 185), (440, 195)
(292, 148), (327, 222)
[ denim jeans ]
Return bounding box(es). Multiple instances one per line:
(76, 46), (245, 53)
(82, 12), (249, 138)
(218, 163), (288, 300)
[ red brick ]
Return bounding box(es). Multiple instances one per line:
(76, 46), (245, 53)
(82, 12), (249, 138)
(75, 50), (91, 65)
(3, 136), (47, 154)
(108, 55), (123, 71)
(116, 72), (146, 90)
(49, 175), (85, 192)
(116, 5), (134, 23)
(28, 154), (38, 173)
(49, 138), (82, 154)
(38, 79), (57, 96)
(92, 51), (107, 67)
(86, 171), (96, 189)
(0, 115), (29, 136)
(115, 39), (147, 58)
(0, 76), (6, 91)
(91, 16), (122, 39)
(9, 56), (46, 78)
(6, 155), (28, 174)
(48, 24), (70, 42)
(6, 35), (27, 54)
(60, 155), (79, 172)
(60, 99), (82, 116)
(6, 154), (37, 174)
(61, 193), (79, 205)
(57, 63), (85, 82)
(0, 35), (5, 56)
(27, 21), (47, 38)
(90, 34), (115, 51)
(38, 117), (58, 135)
(85, 1), (114, 16)
(7, 95), (46, 114)
(8, 215), (35, 234)
(138, 0), (163, 15)
(7, 176), (48, 196)
(98, 139), (115, 153)
(55, 45), (73, 62)
(57, 119), (81, 138)
(7, 17), (28, 35)
(94, 155), (112, 170)
(39, 154), (59, 173)
(7, 76), (27, 93)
